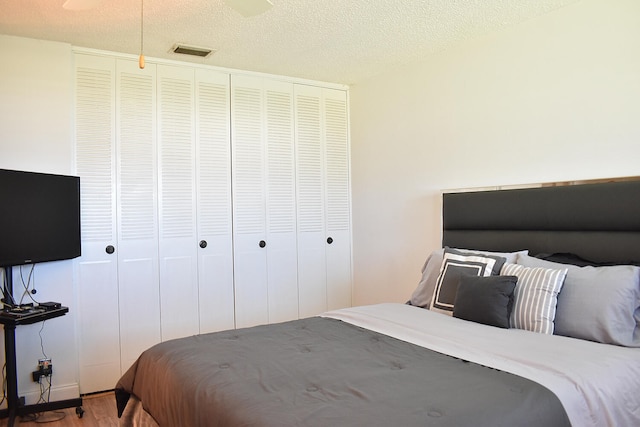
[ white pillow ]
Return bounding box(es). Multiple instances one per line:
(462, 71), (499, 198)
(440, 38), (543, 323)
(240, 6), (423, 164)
(502, 263), (567, 335)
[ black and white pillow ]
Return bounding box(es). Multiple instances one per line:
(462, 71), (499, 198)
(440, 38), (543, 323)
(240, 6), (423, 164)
(429, 248), (506, 315)
(409, 248), (528, 308)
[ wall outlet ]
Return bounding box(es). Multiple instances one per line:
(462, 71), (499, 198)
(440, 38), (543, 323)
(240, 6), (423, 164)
(32, 358), (53, 382)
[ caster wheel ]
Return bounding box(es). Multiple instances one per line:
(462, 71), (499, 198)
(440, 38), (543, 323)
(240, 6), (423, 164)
(76, 406), (85, 418)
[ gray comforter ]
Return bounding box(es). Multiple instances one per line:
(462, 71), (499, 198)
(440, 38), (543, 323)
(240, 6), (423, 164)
(115, 316), (569, 426)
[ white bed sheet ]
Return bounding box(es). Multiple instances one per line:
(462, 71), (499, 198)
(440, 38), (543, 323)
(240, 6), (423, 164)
(322, 303), (640, 427)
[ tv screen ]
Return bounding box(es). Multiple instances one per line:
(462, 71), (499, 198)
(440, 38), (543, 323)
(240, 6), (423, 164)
(0, 169), (81, 267)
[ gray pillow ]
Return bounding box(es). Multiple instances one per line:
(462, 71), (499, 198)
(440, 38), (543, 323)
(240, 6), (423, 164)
(453, 275), (517, 328)
(517, 253), (640, 347)
(409, 248), (527, 308)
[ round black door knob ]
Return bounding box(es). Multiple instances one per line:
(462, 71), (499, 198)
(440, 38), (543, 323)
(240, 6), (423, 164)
(105, 245), (115, 254)
(259, 240), (266, 248)
(327, 237), (334, 244)
(199, 240), (207, 248)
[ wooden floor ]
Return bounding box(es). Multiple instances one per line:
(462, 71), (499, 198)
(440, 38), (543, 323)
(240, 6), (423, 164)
(0, 392), (118, 427)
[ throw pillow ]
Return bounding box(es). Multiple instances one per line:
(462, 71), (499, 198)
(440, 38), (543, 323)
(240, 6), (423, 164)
(429, 248), (506, 315)
(502, 263), (567, 335)
(453, 275), (518, 328)
(409, 248), (526, 308)
(517, 253), (640, 347)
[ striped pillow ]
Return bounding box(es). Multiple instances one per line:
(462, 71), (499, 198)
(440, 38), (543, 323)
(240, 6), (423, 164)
(502, 263), (568, 334)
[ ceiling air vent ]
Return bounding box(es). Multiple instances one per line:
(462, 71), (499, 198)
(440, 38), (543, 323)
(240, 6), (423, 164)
(170, 44), (215, 58)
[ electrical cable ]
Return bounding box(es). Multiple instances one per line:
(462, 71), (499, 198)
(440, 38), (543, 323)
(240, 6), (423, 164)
(23, 319), (66, 424)
(39, 320), (49, 360)
(1, 267), (17, 307)
(19, 264), (38, 306)
(21, 375), (63, 424)
(37, 374), (50, 404)
(1, 363), (6, 407)
(34, 365), (66, 423)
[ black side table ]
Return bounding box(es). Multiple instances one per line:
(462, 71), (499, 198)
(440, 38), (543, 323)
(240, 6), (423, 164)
(0, 307), (83, 427)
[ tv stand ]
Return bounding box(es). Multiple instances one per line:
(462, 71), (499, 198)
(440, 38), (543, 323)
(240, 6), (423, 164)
(0, 267), (83, 427)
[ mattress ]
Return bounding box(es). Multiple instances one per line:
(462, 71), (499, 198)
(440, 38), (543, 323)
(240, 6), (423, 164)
(324, 303), (640, 427)
(113, 302), (640, 426)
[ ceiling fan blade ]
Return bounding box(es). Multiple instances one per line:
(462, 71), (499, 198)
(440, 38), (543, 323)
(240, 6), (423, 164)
(63, 0), (104, 11)
(225, 0), (273, 17)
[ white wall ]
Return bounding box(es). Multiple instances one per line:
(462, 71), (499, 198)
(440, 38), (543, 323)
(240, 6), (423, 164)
(0, 35), (80, 402)
(350, 0), (640, 305)
(0, 36), (74, 173)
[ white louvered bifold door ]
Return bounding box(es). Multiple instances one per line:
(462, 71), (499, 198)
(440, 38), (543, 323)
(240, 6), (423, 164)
(323, 88), (352, 311)
(157, 65), (199, 341)
(75, 54), (121, 394)
(232, 76), (298, 327)
(115, 59), (161, 373)
(231, 75), (268, 328)
(265, 80), (298, 323)
(295, 85), (328, 318)
(295, 85), (352, 318)
(195, 69), (235, 334)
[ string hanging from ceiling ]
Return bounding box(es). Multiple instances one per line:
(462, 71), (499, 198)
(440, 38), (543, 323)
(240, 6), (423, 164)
(139, 0), (145, 69)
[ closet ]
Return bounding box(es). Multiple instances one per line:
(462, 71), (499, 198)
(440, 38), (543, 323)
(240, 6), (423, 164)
(74, 51), (351, 394)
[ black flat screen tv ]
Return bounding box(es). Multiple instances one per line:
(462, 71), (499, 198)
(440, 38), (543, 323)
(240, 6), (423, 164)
(0, 169), (81, 267)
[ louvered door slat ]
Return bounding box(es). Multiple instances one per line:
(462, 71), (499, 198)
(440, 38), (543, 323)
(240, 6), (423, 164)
(295, 94), (323, 233)
(266, 89), (296, 234)
(159, 75), (195, 239)
(118, 71), (156, 241)
(197, 80), (232, 237)
(233, 86), (265, 234)
(324, 96), (350, 232)
(76, 67), (115, 241)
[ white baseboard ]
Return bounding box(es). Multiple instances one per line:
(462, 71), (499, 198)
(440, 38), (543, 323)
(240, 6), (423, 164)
(21, 382), (81, 406)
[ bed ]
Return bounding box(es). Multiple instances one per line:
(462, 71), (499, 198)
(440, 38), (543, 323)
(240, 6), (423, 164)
(115, 179), (640, 426)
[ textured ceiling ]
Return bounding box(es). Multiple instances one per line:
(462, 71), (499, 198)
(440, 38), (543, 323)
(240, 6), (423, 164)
(0, 0), (581, 85)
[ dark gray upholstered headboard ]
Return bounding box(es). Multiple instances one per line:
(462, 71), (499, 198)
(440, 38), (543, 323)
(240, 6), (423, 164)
(442, 180), (640, 265)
